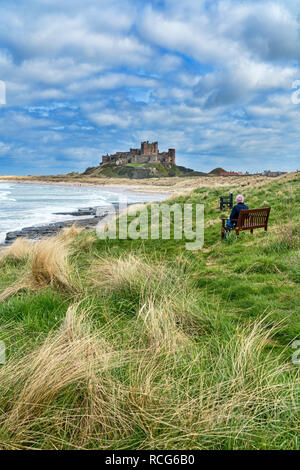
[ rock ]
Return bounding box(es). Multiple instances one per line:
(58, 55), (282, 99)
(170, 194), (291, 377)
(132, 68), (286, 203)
(5, 230), (23, 241)
(3, 202), (134, 245)
(4, 215), (103, 244)
(54, 207), (97, 216)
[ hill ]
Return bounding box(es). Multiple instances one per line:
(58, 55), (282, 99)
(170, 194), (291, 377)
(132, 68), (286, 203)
(0, 171), (299, 449)
(82, 162), (207, 179)
(209, 167), (227, 175)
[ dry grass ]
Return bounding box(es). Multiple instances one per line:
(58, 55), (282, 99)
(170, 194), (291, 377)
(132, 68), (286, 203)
(124, 317), (298, 450)
(91, 254), (165, 295)
(91, 253), (204, 341)
(176, 326), (293, 448)
(56, 224), (83, 244)
(0, 302), (296, 449)
(0, 304), (132, 449)
(137, 299), (190, 350)
(0, 238), (33, 262)
(0, 236), (74, 301)
(0, 225), (81, 265)
(30, 238), (73, 289)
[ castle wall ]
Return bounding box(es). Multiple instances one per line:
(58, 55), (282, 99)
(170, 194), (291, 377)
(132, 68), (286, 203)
(102, 142), (175, 165)
(129, 155), (157, 164)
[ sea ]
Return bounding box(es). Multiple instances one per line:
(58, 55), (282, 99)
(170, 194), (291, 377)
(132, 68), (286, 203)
(0, 182), (167, 244)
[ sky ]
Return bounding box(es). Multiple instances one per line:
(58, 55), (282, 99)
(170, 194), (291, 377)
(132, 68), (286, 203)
(1, 0), (300, 175)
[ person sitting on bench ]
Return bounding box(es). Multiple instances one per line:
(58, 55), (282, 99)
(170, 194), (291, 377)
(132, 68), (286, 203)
(226, 194), (248, 230)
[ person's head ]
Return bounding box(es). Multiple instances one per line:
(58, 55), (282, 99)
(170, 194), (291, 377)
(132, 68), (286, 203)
(236, 194), (244, 203)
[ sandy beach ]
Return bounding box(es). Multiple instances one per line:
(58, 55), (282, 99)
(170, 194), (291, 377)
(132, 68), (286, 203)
(0, 173), (273, 194)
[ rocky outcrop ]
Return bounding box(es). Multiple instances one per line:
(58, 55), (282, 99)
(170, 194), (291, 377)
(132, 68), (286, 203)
(4, 206), (112, 244)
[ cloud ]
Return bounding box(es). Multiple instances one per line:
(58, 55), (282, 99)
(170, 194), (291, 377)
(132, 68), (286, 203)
(1, 0), (300, 174)
(195, 59), (297, 108)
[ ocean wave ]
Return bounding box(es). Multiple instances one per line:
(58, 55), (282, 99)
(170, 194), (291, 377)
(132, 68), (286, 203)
(0, 232), (6, 244)
(0, 190), (16, 202)
(0, 183), (166, 239)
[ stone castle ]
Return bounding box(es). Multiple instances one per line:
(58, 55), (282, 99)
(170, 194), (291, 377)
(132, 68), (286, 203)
(101, 141), (176, 166)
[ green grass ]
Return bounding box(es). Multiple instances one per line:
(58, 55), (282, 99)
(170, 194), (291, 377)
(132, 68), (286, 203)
(83, 162), (205, 178)
(125, 163), (147, 168)
(0, 172), (300, 449)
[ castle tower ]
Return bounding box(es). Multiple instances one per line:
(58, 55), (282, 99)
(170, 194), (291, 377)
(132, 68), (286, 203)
(152, 142), (158, 155)
(141, 141), (158, 156)
(168, 148), (175, 164)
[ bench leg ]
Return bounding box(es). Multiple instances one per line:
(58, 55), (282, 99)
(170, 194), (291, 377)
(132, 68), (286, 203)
(221, 220), (226, 239)
(250, 229), (253, 234)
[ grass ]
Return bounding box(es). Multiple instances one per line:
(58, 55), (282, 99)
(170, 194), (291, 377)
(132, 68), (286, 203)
(0, 236), (75, 303)
(0, 172), (300, 449)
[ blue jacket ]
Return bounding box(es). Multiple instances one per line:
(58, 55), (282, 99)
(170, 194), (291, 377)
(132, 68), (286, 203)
(230, 203), (249, 223)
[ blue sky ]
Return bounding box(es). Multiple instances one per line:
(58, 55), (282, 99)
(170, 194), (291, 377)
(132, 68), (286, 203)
(1, 0), (300, 174)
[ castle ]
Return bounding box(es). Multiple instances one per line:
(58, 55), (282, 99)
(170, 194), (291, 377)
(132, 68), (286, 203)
(101, 141), (176, 166)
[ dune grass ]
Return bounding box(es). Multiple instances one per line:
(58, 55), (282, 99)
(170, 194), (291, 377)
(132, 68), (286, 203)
(0, 172), (300, 449)
(0, 237), (75, 303)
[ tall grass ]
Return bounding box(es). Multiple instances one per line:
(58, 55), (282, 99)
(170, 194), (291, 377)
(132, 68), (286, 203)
(91, 254), (162, 295)
(0, 238), (33, 262)
(0, 304), (132, 449)
(0, 303), (297, 449)
(0, 236), (75, 302)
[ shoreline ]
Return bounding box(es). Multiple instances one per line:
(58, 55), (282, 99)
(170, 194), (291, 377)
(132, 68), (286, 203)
(0, 172), (282, 197)
(0, 177), (176, 194)
(2, 207), (108, 246)
(0, 184), (168, 246)
(0, 173), (282, 194)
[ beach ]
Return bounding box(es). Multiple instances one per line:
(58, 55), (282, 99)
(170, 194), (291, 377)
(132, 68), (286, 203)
(0, 181), (168, 245)
(0, 173), (272, 193)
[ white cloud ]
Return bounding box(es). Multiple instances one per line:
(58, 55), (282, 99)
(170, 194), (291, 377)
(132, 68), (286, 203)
(67, 73), (157, 93)
(1, 0), (300, 173)
(89, 112), (131, 128)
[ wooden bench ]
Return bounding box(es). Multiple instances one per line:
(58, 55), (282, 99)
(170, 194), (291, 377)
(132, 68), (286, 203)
(219, 192), (233, 211)
(221, 207), (271, 239)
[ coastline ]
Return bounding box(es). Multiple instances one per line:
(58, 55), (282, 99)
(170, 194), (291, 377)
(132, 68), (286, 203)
(0, 182), (169, 246)
(2, 208), (108, 246)
(0, 173), (273, 193)
(0, 176), (177, 194)
(0, 171), (292, 247)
